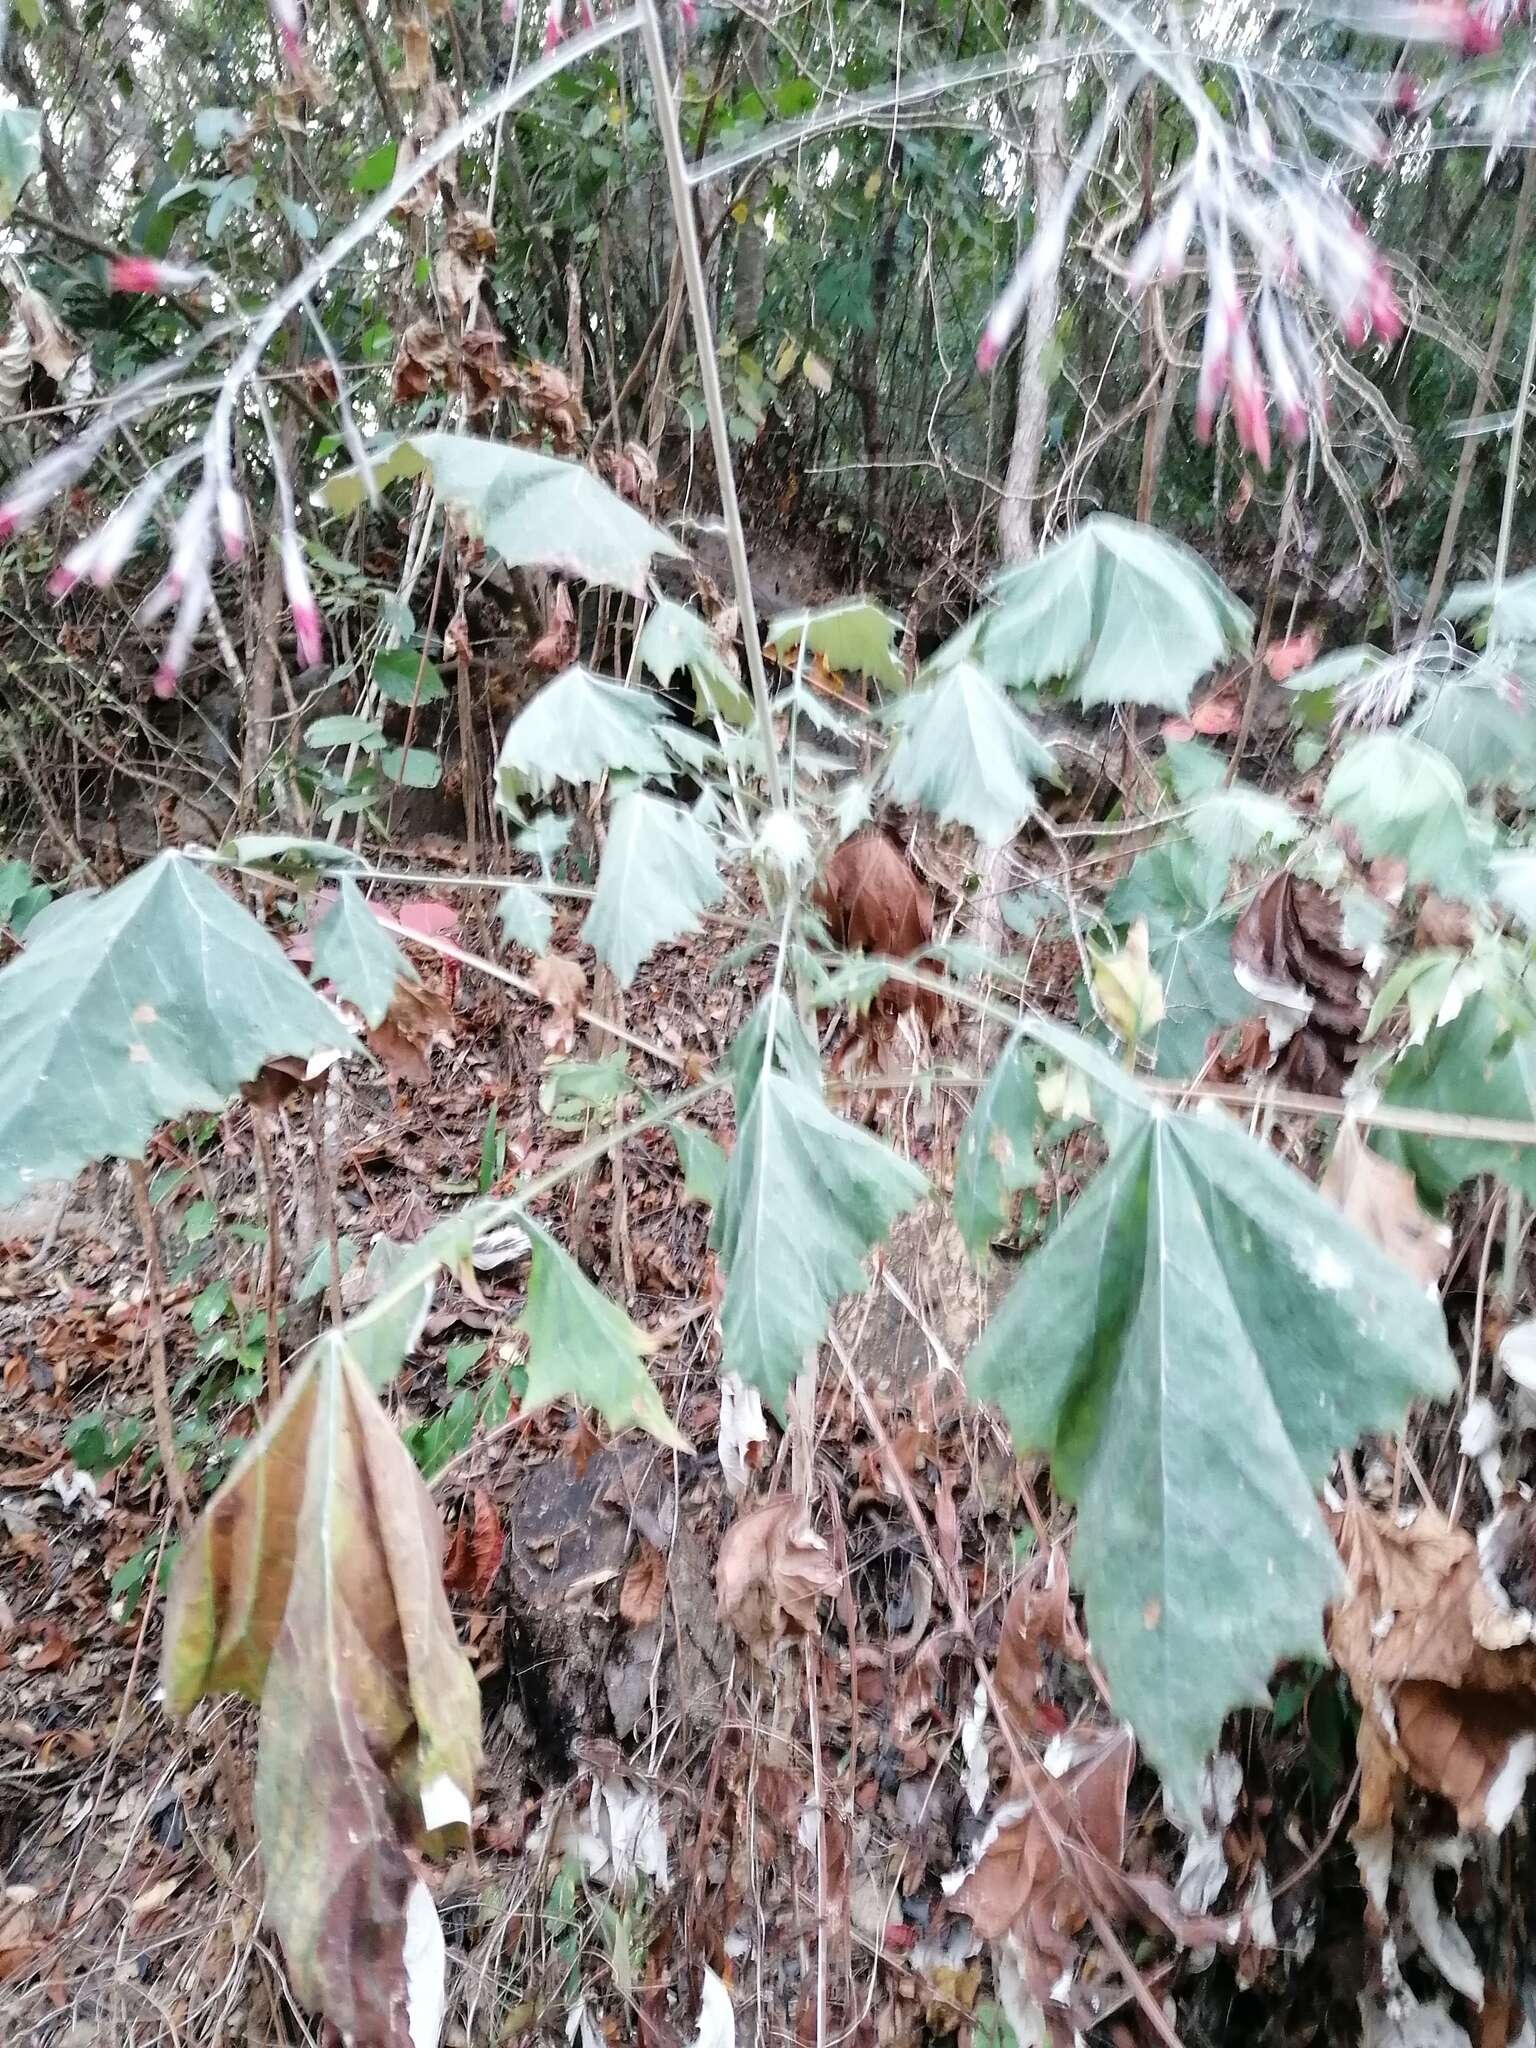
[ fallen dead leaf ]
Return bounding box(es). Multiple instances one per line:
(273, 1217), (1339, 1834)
(391, 319), (455, 403)
(994, 1544), (1078, 1743)
(1320, 1124), (1451, 1292)
(370, 978), (455, 1086)
(815, 828), (933, 965)
(619, 1539), (667, 1628)
(1328, 1500), (1536, 1833)
(443, 1488), (505, 1604)
(531, 951), (586, 1055)
(716, 1496), (840, 1656)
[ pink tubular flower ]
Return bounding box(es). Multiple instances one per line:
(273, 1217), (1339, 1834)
(0, 433), (102, 546)
(1194, 293), (1230, 443)
(281, 528), (323, 669)
(218, 482), (246, 562)
(1369, 262), (1405, 345)
(107, 256), (206, 296)
(679, 0), (698, 23)
(153, 569), (210, 699)
(269, 0), (305, 70)
(1228, 314), (1271, 470)
(543, 1), (564, 49)
(1256, 293), (1308, 445)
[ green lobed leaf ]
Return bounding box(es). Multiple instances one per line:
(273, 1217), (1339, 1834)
(882, 662), (1056, 845)
(495, 667), (672, 803)
(711, 1069), (927, 1415)
(317, 433), (684, 594)
(1442, 566), (1536, 645)
(373, 646), (446, 706)
(496, 881), (553, 955)
(979, 515), (1250, 712)
(637, 599), (753, 724)
(516, 1218), (689, 1447)
(765, 598), (906, 690)
(312, 877), (415, 1029)
(0, 853), (356, 1201)
(1377, 988), (1536, 1204)
(953, 1034), (1040, 1262)
(1322, 733), (1487, 899)
(669, 1120), (727, 1208)
(1106, 847), (1250, 1078)
(581, 789), (724, 987)
(966, 1098), (1455, 1813)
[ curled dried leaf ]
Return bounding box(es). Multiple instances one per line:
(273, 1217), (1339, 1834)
(1320, 1125), (1450, 1292)
(716, 1496), (839, 1655)
(619, 1539), (667, 1628)
(443, 1488), (505, 1603)
(529, 582), (577, 672)
(531, 951), (586, 1055)
(162, 1345), (480, 2048)
(370, 978), (454, 1086)
(392, 320), (455, 403)
(1328, 1501), (1536, 1833)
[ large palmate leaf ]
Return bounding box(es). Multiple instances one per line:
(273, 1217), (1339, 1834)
(312, 876), (416, 1028)
(517, 1219), (688, 1448)
(163, 1340), (480, 2048)
(1165, 738), (1302, 905)
(967, 1098), (1455, 1812)
(882, 662), (1057, 845)
(0, 852), (355, 1201)
(495, 667), (672, 804)
(582, 788), (724, 986)
(1377, 989), (1536, 1204)
(978, 515), (1250, 711)
(1410, 662), (1536, 794)
(1323, 733), (1488, 898)
(637, 599), (752, 724)
(1442, 566), (1536, 645)
(1106, 847), (1250, 1078)
(711, 1069), (927, 1414)
(317, 432), (684, 593)
(765, 599), (906, 690)
(953, 1033), (1040, 1262)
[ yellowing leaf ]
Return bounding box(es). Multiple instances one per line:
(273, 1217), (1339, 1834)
(863, 169), (882, 200)
(730, 199), (749, 224)
(162, 1343), (480, 2048)
(801, 350), (832, 395)
(1092, 918), (1165, 1045)
(771, 334), (800, 381)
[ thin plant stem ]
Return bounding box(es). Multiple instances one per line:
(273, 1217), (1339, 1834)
(251, 1109), (285, 1411)
(308, 1087), (346, 1327)
(126, 1159), (192, 1533)
(636, 0), (785, 811)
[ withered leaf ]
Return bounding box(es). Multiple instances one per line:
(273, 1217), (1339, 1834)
(716, 1497), (839, 1656)
(392, 320), (455, 403)
(370, 979), (454, 1086)
(443, 1488), (504, 1604)
(162, 1344), (480, 2048)
(396, 12), (433, 91)
(994, 1544), (1078, 1743)
(619, 1539), (667, 1628)
(1232, 871), (1367, 1094)
(457, 324), (517, 415)
(529, 582), (577, 672)
(531, 951), (586, 1055)
(816, 829), (933, 960)
(1320, 1124), (1451, 1292)
(1328, 1501), (1536, 1832)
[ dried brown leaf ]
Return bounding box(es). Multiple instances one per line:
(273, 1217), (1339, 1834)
(443, 1488), (505, 1603)
(619, 1539), (667, 1628)
(457, 323), (517, 415)
(391, 319), (454, 403)
(716, 1497), (839, 1656)
(369, 978), (454, 1085)
(397, 12), (433, 91)
(529, 582), (577, 672)
(162, 1346), (480, 2047)
(1320, 1125), (1451, 1292)
(995, 1545), (1078, 1743)
(531, 951), (586, 1055)
(1328, 1501), (1536, 1832)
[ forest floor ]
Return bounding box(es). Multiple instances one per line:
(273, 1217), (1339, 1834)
(0, 667), (1527, 2048)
